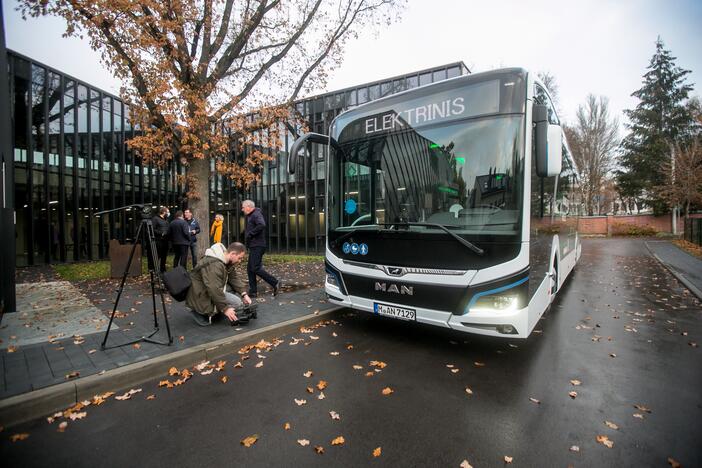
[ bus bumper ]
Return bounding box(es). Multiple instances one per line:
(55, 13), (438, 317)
(447, 306), (531, 339)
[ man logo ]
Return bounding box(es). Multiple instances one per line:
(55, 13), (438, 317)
(375, 282), (414, 296)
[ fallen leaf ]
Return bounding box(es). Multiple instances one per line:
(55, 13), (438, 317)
(569, 445), (580, 453)
(373, 447), (382, 457)
(352, 365), (363, 370)
(504, 455), (513, 463)
(221, 376), (228, 384)
(168, 367), (179, 376)
(158, 380), (171, 387)
(255, 361), (264, 368)
(370, 360), (387, 369)
(474, 362), (485, 367)
(331, 436), (345, 446)
(329, 352), (340, 356)
(596, 435), (614, 448)
(7, 345), (17, 353)
(382, 387), (394, 396)
(179, 335), (185, 342)
(465, 387), (473, 395)
(314, 445), (325, 454)
(297, 439), (310, 446)
(329, 411), (340, 420)
(234, 361), (243, 368)
(633, 413), (644, 419)
(241, 434), (259, 447)
(604, 421), (619, 430)
(303, 370), (313, 378)
(146, 395), (156, 400)
(200, 369), (214, 376)
(57, 421), (68, 433)
(133, 343), (141, 350)
(689, 341), (698, 348)
(529, 397), (540, 404)
(294, 399), (307, 406)
(609, 353), (616, 358)
(570, 379), (581, 386)
(65, 371), (80, 380)
(317, 392), (326, 400)
(568, 391), (578, 399)
(633, 404), (652, 413)
(317, 380), (328, 391)
(10, 433), (29, 442)
(68, 412), (87, 421)
(306, 387), (314, 394)
(460, 460), (473, 468)
(451, 369), (460, 374)
(668, 457), (681, 468)
(284, 423), (291, 430)
(365, 372), (374, 377)
(88, 349), (97, 354)
(346, 345), (354, 350)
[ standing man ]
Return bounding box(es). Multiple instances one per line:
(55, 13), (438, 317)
(184, 208), (201, 268)
(168, 210), (191, 269)
(151, 206), (170, 273)
(242, 200), (280, 297)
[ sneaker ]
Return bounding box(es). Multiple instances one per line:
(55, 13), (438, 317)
(189, 309), (211, 327)
(273, 280), (282, 297)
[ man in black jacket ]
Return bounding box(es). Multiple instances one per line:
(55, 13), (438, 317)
(242, 200), (279, 297)
(151, 206), (170, 273)
(184, 208), (201, 267)
(168, 210), (191, 269)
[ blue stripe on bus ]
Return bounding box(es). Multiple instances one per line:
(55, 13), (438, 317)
(463, 276), (529, 314)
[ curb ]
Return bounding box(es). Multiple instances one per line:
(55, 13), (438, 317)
(0, 306), (345, 428)
(645, 242), (702, 301)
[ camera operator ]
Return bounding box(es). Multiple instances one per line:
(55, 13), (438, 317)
(185, 242), (252, 326)
(152, 206), (170, 273)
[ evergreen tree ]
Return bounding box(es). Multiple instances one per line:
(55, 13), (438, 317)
(617, 37), (694, 214)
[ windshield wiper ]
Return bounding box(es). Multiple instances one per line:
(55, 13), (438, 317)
(389, 222), (485, 256)
(331, 225), (381, 247)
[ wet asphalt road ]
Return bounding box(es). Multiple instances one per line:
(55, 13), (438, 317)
(2, 238), (701, 467)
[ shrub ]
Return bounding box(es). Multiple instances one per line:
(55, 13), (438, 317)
(610, 222), (658, 237)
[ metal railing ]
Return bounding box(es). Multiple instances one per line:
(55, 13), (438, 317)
(684, 217), (702, 246)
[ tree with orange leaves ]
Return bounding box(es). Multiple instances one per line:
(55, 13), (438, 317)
(19, 0), (404, 256)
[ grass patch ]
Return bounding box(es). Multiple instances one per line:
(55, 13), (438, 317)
(53, 253), (323, 281)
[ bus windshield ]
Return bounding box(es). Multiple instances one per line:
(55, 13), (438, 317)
(329, 115), (524, 239)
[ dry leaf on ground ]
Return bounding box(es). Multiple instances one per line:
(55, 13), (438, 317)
(474, 362), (485, 367)
(329, 411), (340, 420)
(329, 351), (340, 356)
(65, 371), (80, 380)
(570, 379), (581, 386)
(352, 365), (363, 370)
(146, 395), (156, 400)
(284, 422), (291, 430)
(529, 397), (540, 404)
(633, 404), (652, 413)
(221, 376), (228, 384)
(382, 387), (394, 395)
(315, 446), (325, 454)
(241, 434), (259, 447)
(297, 439), (310, 446)
(317, 392), (325, 400)
(633, 413), (644, 419)
(460, 460), (473, 468)
(317, 380), (328, 391)
(604, 421), (619, 430)
(306, 387), (314, 394)
(57, 421), (68, 433)
(331, 436), (345, 446)
(569, 445), (580, 452)
(10, 433), (29, 442)
(373, 447), (382, 457)
(168, 367), (179, 376)
(465, 387), (473, 395)
(303, 370), (313, 378)
(504, 455), (513, 463)
(668, 457), (681, 468)
(596, 435), (614, 448)
(294, 399), (307, 406)
(255, 361), (264, 368)
(569, 391), (578, 399)
(370, 360), (387, 368)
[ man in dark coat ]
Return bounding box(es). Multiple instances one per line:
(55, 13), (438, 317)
(242, 199), (279, 297)
(151, 206), (170, 273)
(168, 210), (191, 269)
(185, 242), (252, 326)
(184, 208), (201, 267)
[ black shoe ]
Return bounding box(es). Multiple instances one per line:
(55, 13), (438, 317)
(247, 291), (258, 298)
(189, 309), (211, 327)
(273, 281), (281, 297)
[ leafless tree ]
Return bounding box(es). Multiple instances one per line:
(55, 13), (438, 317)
(563, 95), (619, 215)
(537, 71), (560, 109)
(654, 140), (702, 218)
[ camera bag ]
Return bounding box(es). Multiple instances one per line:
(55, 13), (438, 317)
(161, 266), (192, 302)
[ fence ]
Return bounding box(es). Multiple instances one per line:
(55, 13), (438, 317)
(684, 217), (702, 246)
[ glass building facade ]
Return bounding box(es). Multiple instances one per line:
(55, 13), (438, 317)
(10, 48), (468, 265)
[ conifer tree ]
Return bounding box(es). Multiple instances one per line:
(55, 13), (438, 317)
(617, 37), (694, 214)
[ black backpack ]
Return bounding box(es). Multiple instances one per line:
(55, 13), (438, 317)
(161, 266), (192, 302)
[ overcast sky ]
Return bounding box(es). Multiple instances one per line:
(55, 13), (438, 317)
(4, 0), (701, 130)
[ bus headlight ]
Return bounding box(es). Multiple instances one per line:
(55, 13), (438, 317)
(469, 294), (519, 313)
(326, 273), (339, 288)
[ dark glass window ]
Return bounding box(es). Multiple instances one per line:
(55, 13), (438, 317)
(447, 66), (461, 79)
(419, 72), (431, 86)
(407, 75), (419, 88)
(369, 84), (380, 101)
(357, 87), (368, 104)
(433, 69), (447, 82)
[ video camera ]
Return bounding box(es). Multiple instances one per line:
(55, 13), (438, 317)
(94, 204), (157, 220)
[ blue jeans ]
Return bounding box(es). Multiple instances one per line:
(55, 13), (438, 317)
(188, 242), (198, 267)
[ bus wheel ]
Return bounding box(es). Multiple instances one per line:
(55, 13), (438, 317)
(550, 260), (559, 296)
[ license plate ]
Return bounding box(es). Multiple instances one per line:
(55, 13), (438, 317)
(374, 302), (416, 321)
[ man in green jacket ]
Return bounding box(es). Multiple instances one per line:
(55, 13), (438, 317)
(185, 242), (252, 326)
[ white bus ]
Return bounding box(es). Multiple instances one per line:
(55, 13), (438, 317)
(289, 68), (581, 338)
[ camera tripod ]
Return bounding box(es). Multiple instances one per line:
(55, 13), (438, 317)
(100, 215), (173, 350)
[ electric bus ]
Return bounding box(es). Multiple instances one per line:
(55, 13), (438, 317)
(289, 68), (581, 338)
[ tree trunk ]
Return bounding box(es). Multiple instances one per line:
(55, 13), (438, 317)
(188, 157), (211, 259)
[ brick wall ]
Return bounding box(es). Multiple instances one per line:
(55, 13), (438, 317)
(576, 214), (672, 235)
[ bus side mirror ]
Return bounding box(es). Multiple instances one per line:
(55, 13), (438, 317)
(533, 104), (562, 177)
(288, 132), (345, 175)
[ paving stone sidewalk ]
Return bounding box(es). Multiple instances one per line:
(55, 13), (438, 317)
(1, 263), (330, 399)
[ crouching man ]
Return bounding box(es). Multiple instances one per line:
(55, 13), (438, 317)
(185, 242), (252, 326)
